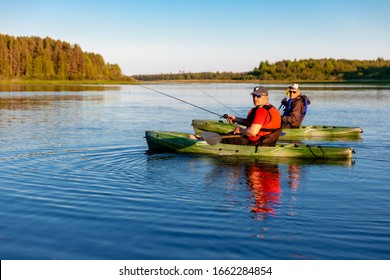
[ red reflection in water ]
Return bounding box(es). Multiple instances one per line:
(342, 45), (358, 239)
(246, 163), (282, 219)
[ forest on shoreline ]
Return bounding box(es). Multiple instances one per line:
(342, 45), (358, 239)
(1, 34), (390, 83)
(0, 34), (133, 82)
(134, 58), (390, 82)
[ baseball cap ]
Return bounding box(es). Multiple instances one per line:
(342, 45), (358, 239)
(251, 86), (268, 96)
(288, 83), (300, 91)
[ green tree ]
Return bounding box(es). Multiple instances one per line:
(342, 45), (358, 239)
(0, 33), (126, 81)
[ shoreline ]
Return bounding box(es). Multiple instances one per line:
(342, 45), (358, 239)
(1, 79), (390, 85)
(0, 79), (138, 85)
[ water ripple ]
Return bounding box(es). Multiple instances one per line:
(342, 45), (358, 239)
(1, 86), (389, 260)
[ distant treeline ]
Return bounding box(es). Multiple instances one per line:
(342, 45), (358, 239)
(0, 34), (130, 81)
(2, 33), (389, 83)
(250, 58), (390, 81)
(134, 58), (390, 82)
(133, 71), (247, 81)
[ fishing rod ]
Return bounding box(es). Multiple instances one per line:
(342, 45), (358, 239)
(190, 84), (243, 117)
(139, 85), (225, 118)
(278, 89), (290, 111)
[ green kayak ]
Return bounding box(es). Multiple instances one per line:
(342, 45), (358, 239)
(192, 119), (363, 141)
(145, 130), (354, 160)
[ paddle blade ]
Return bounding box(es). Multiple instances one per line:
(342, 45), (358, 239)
(202, 132), (223, 146)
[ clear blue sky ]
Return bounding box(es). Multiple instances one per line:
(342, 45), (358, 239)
(1, 0), (389, 75)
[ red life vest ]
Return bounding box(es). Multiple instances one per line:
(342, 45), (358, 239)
(246, 105), (282, 143)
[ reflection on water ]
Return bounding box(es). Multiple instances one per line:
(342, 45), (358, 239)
(194, 155), (347, 222)
(0, 94), (106, 110)
(1, 83), (388, 259)
(200, 156), (353, 223)
(245, 162), (281, 220)
(287, 164), (302, 190)
(0, 84), (121, 92)
(216, 155), (355, 168)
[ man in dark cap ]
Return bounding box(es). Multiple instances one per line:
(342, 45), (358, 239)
(225, 86), (282, 146)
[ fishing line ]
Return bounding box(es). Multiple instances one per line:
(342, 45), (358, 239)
(191, 84), (243, 117)
(139, 85), (224, 118)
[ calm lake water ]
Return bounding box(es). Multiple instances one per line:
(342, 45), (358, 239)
(0, 83), (389, 260)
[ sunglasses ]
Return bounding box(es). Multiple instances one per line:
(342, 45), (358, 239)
(252, 94), (267, 98)
(289, 90), (297, 94)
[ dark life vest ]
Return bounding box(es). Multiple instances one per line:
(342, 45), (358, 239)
(283, 95), (310, 117)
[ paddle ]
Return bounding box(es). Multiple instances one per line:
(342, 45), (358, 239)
(202, 131), (243, 146)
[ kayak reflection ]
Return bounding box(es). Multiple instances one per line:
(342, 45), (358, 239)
(147, 153), (352, 222)
(214, 157), (322, 220)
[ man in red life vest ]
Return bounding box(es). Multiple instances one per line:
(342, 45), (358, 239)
(225, 86), (282, 146)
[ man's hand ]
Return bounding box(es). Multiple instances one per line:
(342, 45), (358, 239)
(226, 114), (235, 124)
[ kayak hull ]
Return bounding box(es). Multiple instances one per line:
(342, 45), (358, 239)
(192, 119), (363, 141)
(145, 130), (354, 159)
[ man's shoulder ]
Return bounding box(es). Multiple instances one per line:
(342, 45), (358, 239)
(293, 97), (306, 105)
(254, 106), (269, 115)
(261, 104), (276, 111)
